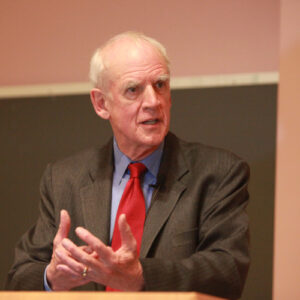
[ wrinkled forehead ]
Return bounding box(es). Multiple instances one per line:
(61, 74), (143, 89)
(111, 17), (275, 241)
(101, 38), (169, 82)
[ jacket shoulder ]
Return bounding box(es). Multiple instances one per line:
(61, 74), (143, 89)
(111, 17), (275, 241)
(168, 133), (250, 178)
(42, 139), (113, 189)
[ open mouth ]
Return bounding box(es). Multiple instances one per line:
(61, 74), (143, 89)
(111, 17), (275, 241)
(142, 119), (159, 125)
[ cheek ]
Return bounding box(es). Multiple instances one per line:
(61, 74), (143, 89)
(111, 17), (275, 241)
(162, 94), (171, 107)
(120, 105), (140, 124)
(163, 100), (171, 116)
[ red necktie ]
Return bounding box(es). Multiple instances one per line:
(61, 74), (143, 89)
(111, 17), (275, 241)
(106, 162), (147, 292)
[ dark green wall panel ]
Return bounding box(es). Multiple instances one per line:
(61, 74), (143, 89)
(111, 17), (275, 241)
(0, 84), (277, 300)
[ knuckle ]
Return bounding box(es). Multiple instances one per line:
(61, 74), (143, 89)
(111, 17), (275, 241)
(94, 241), (102, 253)
(55, 248), (61, 257)
(81, 255), (92, 265)
(131, 239), (137, 249)
(110, 255), (118, 266)
(53, 236), (59, 246)
(67, 243), (75, 252)
(75, 265), (83, 273)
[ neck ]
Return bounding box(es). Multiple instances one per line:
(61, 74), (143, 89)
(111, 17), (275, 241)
(119, 144), (159, 161)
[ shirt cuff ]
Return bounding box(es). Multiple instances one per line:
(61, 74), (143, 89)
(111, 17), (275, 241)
(44, 265), (52, 291)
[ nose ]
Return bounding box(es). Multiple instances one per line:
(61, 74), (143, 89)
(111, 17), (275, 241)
(142, 85), (160, 109)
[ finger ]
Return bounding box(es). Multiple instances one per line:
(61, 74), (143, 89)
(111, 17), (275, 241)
(53, 243), (70, 264)
(81, 245), (93, 254)
(81, 245), (99, 258)
(75, 227), (112, 261)
(56, 240), (86, 275)
(56, 264), (81, 278)
(118, 214), (137, 252)
(56, 264), (89, 287)
(54, 210), (71, 245)
(62, 238), (100, 268)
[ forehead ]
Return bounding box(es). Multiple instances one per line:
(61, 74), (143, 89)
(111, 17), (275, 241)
(102, 39), (169, 84)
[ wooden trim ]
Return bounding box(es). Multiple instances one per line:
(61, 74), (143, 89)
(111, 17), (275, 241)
(0, 292), (225, 300)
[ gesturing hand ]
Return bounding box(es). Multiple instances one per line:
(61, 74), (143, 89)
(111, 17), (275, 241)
(60, 214), (145, 291)
(46, 210), (95, 290)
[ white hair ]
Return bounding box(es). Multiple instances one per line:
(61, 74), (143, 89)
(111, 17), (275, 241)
(89, 31), (170, 89)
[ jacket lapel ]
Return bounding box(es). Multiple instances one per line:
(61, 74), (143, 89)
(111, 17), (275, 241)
(79, 134), (189, 260)
(80, 140), (114, 246)
(140, 133), (189, 258)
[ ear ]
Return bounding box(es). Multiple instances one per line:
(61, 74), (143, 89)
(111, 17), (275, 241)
(90, 88), (110, 120)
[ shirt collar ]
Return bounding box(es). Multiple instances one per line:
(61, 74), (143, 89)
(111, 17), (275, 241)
(113, 138), (164, 184)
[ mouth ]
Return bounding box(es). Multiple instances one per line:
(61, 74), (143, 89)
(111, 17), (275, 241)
(141, 119), (160, 125)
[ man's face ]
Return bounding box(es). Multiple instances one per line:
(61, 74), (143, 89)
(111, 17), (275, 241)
(101, 40), (171, 160)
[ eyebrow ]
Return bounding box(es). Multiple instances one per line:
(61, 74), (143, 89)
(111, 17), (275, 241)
(123, 74), (170, 90)
(123, 80), (140, 90)
(157, 74), (170, 82)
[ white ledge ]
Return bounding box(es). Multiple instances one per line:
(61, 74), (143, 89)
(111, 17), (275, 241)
(0, 72), (278, 99)
(170, 72), (279, 89)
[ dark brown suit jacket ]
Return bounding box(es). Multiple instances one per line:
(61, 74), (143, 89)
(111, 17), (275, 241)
(5, 132), (250, 299)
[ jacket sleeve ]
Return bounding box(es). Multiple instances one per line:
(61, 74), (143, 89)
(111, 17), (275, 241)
(140, 159), (250, 300)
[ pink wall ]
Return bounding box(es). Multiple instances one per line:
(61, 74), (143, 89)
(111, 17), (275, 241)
(273, 0), (300, 299)
(0, 0), (279, 86)
(6, 0), (300, 297)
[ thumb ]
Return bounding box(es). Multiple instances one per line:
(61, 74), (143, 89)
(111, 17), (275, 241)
(118, 214), (137, 252)
(54, 209), (71, 245)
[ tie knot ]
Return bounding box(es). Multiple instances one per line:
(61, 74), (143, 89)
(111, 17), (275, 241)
(128, 163), (147, 178)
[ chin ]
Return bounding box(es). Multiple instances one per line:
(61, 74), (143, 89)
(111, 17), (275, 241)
(141, 132), (167, 147)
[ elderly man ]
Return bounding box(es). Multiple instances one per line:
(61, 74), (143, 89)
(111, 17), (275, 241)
(6, 32), (250, 299)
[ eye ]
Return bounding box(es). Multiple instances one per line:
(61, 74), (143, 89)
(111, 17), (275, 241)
(125, 85), (140, 99)
(155, 80), (165, 89)
(127, 86), (137, 93)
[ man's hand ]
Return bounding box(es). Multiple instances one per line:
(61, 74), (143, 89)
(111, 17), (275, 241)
(60, 214), (145, 291)
(46, 210), (92, 290)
